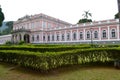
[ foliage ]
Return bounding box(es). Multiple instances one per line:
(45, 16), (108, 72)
(0, 21), (13, 35)
(18, 41), (25, 45)
(0, 45), (91, 53)
(0, 44), (120, 72)
(114, 12), (120, 19)
(77, 18), (92, 24)
(5, 41), (12, 45)
(77, 10), (92, 24)
(82, 10), (92, 19)
(0, 7), (5, 27)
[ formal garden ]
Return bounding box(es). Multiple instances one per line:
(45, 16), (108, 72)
(0, 44), (120, 80)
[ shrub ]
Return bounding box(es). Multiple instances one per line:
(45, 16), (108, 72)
(18, 41), (25, 45)
(0, 47), (120, 72)
(5, 41), (12, 45)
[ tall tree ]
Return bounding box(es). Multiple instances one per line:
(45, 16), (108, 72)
(0, 5), (5, 27)
(78, 10), (92, 24)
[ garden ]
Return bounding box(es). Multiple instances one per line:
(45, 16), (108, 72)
(0, 44), (120, 80)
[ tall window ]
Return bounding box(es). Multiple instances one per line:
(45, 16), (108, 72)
(31, 22), (34, 28)
(62, 34), (64, 41)
(80, 32), (83, 39)
(48, 23), (51, 28)
(73, 32), (77, 40)
(19, 34), (21, 41)
(52, 35), (54, 41)
(57, 34), (59, 41)
(48, 35), (50, 41)
(32, 35), (34, 41)
(67, 33), (70, 40)
(87, 31), (90, 39)
(42, 21), (46, 28)
(37, 35), (39, 41)
(43, 36), (45, 41)
(103, 30), (107, 38)
(94, 31), (98, 39)
(111, 29), (116, 38)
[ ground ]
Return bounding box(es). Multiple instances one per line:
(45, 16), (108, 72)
(0, 62), (120, 80)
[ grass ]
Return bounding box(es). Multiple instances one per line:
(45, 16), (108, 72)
(0, 62), (120, 80)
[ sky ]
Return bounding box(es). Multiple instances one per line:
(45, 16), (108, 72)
(0, 0), (118, 24)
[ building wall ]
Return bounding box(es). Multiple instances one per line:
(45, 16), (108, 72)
(11, 13), (120, 44)
(0, 34), (12, 44)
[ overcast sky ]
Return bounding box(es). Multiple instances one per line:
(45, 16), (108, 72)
(0, 0), (118, 24)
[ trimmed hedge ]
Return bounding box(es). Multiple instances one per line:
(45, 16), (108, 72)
(0, 45), (90, 52)
(0, 48), (120, 72)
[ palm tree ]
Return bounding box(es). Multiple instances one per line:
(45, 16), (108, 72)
(82, 10), (92, 19)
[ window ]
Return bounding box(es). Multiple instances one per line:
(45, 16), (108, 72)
(43, 36), (45, 41)
(19, 34), (21, 41)
(37, 35), (39, 41)
(57, 34), (59, 41)
(67, 33), (70, 40)
(48, 23), (51, 28)
(52, 35), (54, 41)
(87, 31), (90, 39)
(36, 21), (39, 27)
(103, 30), (107, 38)
(31, 22), (34, 28)
(111, 29), (116, 38)
(62, 34), (64, 41)
(27, 23), (29, 29)
(80, 32), (83, 39)
(42, 21), (46, 28)
(73, 32), (77, 40)
(48, 35), (50, 41)
(94, 31), (98, 38)
(32, 35), (34, 41)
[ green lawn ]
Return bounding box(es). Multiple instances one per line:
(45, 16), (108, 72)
(0, 63), (120, 80)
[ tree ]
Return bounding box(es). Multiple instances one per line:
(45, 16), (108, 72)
(0, 6), (5, 27)
(77, 10), (92, 24)
(114, 12), (120, 19)
(82, 10), (92, 19)
(6, 21), (13, 30)
(0, 21), (13, 35)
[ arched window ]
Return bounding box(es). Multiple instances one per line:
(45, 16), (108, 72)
(80, 32), (83, 39)
(67, 33), (70, 40)
(32, 35), (34, 41)
(87, 31), (90, 39)
(94, 31), (98, 38)
(43, 36), (45, 41)
(62, 34), (64, 41)
(19, 34), (21, 41)
(48, 35), (50, 41)
(52, 35), (54, 41)
(103, 30), (106, 38)
(57, 34), (59, 41)
(73, 32), (77, 40)
(111, 29), (116, 38)
(37, 35), (39, 41)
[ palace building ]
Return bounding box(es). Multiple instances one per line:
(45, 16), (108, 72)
(0, 13), (120, 44)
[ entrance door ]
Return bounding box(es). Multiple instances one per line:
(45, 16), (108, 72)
(24, 34), (30, 43)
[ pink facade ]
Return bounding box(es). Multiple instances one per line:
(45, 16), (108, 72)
(12, 13), (120, 44)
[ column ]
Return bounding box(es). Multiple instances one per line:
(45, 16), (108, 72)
(65, 30), (67, 41)
(117, 25), (120, 40)
(77, 29), (79, 41)
(108, 26), (110, 40)
(70, 30), (72, 41)
(99, 27), (101, 40)
(83, 28), (85, 40)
